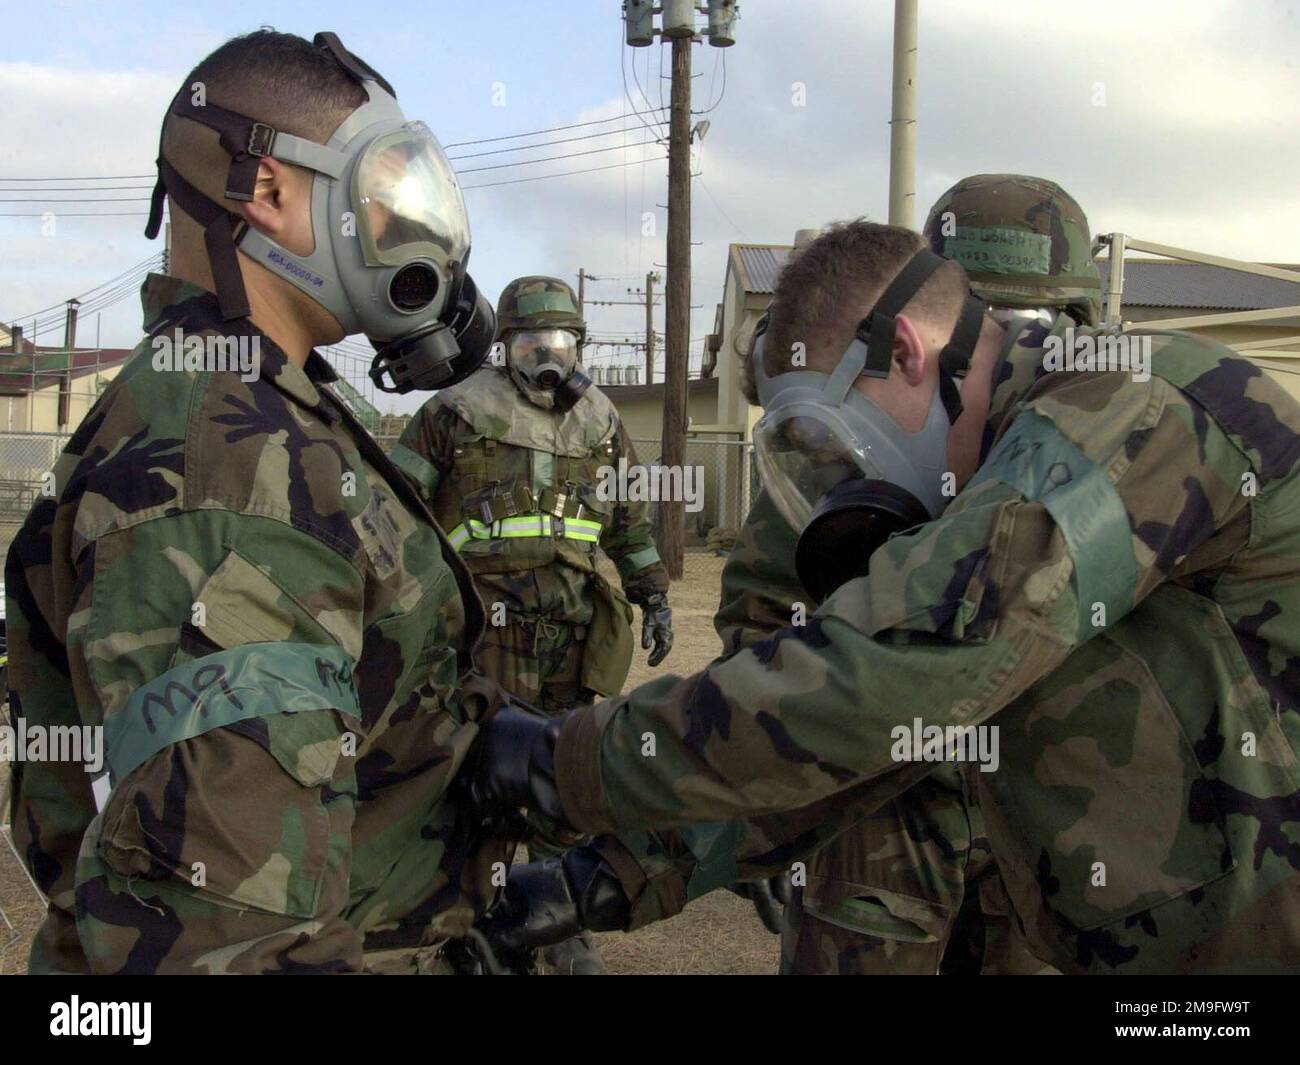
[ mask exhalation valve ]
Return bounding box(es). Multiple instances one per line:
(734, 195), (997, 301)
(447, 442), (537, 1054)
(389, 262), (439, 311)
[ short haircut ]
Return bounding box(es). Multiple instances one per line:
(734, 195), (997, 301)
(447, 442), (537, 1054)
(740, 220), (967, 405)
(174, 29), (378, 145)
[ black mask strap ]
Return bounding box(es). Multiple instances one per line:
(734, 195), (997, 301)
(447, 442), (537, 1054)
(934, 294), (986, 421)
(313, 32), (396, 97)
(853, 248), (987, 423)
(156, 157), (251, 320)
(857, 250), (948, 378)
(144, 31), (392, 322)
(143, 91), (286, 321)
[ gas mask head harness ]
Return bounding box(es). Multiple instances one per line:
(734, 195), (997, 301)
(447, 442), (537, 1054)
(504, 327), (591, 412)
(144, 31), (494, 393)
(752, 248), (986, 602)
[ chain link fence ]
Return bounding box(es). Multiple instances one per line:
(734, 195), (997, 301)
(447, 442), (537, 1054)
(0, 433), (70, 554)
(0, 429), (758, 585)
(627, 436), (755, 582)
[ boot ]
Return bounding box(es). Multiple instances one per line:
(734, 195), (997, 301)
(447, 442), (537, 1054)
(541, 931), (607, 975)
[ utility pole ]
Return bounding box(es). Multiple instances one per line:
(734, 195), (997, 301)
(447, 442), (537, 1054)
(888, 0), (918, 227)
(644, 270), (659, 387)
(627, 0), (735, 578)
(59, 298), (79, 432)
(660, 30), (692, 578)
(577, 267), (587, 316)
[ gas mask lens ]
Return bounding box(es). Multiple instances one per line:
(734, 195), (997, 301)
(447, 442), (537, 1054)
(355, 122), (470, 268)
(753, 405), (876, 534)
(507, 329), (580, 389)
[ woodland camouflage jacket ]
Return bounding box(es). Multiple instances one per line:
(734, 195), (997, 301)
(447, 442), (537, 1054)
(566, 314), (1300, 974)
(6, 276), (508, 974)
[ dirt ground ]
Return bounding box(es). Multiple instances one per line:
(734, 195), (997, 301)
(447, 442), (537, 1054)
(0, 552), (779, 975)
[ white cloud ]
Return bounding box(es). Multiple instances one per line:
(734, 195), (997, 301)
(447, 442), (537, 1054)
(3, 1), (1297, 413)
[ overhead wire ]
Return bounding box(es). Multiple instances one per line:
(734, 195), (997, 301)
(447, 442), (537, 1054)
(462, 153), (664, 191)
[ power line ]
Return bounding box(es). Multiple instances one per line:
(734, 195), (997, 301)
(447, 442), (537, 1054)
(0, 174), (154, 182)
(0, 210), (155, 221)
(442, 107), (665, 149)
(456, 137), (662, 175)
(0, 109), (671, 191)
(0, 196), (151, 203)
(621, 25), (669, 142)
(25, 266), (157, 335)
(463, 153), (664, 191)
(696, 172), (746, 238)
(10, 253), (163, 325)
(3, 131), (663, 197)
(693, 48), (728, 115)
(446, 120), (664, 161)
(0, 184), (155, 194)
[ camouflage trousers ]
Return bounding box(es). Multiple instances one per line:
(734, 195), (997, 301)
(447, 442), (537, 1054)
(780, 764), (1056, 975)
(475, 605), (596, 863)
(474, 611), (595, 716)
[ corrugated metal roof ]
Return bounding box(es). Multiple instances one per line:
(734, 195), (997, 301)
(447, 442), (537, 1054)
(731, 242), (1300, 312)
(734, 245), (792, 295)
(1099, 261), (1300, 311)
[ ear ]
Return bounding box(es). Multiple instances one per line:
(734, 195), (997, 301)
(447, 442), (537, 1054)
(891, 312), (929, 387)
(239, 157), (306, 239)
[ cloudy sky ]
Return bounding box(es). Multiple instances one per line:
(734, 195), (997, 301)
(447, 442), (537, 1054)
(3, 0), (1298, 413)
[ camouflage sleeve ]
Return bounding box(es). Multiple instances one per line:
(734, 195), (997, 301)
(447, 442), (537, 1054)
(594, 784), (895, 929)
(586, 486), (904, 923)
(589, 491), (910, 927)
(389, 401), (462, 501)
(712, 488), (804, 656)
(554, 371), (1254, 836)
(72, 511), (369, 973)
(601, 421), (668, 604)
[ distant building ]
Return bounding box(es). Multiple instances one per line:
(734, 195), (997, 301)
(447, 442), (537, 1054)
(0, 326), (133, 433)
(710, 238), (1300, 415)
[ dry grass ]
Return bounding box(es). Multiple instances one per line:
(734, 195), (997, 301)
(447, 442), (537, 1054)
(596, 552), (780, 974)
(0, 553), (777, 974)
(0, 760), (46, 975)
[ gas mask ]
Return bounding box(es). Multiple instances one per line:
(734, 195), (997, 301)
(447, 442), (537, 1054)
(752, 248), (987, 603)
(505, 328), (591, 412)
(144, 31), (494, 393)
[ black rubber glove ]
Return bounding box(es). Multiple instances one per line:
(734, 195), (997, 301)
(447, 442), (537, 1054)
(477, 846), (633, 964)
(731, 873), (794, 935)
(466, 707), (571, 839)
(640, 592), (674, 667)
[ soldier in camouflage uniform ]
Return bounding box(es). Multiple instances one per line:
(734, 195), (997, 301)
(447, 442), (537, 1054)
(392, 276), (672, 973)
(723, 175), (1105, 975)
(5, 30), (512, 974)
(474, 218), (1300, 975)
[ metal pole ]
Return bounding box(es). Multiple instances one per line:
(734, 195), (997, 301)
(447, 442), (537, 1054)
(1105, 232), (1127, 329)
(645, 270), (657, 386)
(659, 34), (692, 579)
(59, 299), (79, 431)
(577, 267), (586, 317)
(888, 0), (918, 227)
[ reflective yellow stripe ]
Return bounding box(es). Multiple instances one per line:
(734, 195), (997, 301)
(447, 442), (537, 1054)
(446, 514), (604, 551)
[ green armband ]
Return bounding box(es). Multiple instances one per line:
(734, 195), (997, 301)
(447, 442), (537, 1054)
(98, 642), (361, 803)
(968, 408), (1137, 637)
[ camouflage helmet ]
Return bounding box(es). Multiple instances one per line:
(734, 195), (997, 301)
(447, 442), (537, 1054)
(494, 275), (587, 345)
(923, 174), (1102, 326)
